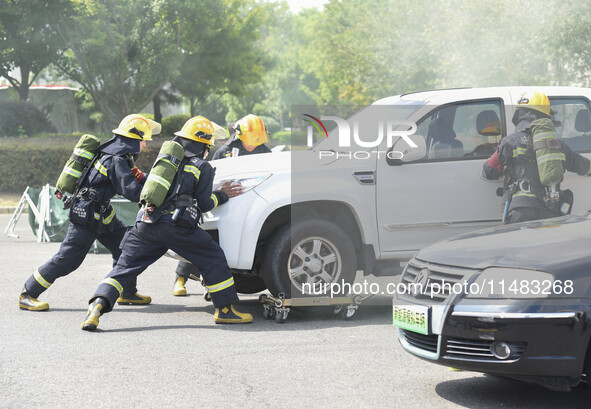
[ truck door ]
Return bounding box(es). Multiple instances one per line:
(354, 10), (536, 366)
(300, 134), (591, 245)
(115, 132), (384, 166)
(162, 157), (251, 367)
(376, 98), (507, 257)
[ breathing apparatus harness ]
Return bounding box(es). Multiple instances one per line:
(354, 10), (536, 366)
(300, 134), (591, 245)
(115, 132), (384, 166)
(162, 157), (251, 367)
(141, 161), (202, 229)
(501, 130), (568, 223)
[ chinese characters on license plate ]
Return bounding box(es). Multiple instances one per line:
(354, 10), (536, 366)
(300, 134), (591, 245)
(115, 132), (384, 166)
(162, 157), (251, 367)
(392, 304), (430, 335)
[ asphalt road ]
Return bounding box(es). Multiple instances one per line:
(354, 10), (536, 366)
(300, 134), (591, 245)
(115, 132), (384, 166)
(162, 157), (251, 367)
(1, 214), (590, 408)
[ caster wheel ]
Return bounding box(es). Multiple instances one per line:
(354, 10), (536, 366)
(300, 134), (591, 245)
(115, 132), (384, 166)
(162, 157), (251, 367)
(262, 307), (276, 320)
(341, 307), (356, 320)
(333, 306), (343, 315)
(204, 292), (212, 302)
(275, 310), (288, 323)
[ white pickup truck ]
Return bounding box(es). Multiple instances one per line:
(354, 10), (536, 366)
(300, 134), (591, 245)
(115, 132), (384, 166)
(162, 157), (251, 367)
(205, 86), (591, 297)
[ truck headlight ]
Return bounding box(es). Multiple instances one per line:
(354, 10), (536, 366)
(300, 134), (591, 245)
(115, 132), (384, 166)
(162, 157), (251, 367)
(464, 267), (555, 299)
(214, 172), (272, 194)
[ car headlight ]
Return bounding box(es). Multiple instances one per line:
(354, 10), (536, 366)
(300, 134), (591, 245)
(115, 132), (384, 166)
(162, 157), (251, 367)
(464, 267), (555, 299)
(213, 171), (272, 194)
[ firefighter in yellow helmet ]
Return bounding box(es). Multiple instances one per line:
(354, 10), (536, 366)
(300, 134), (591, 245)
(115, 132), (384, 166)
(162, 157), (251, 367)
(19, 114), (160, 311)
(173, 114), (271, 297)
(482, 90), (591, 223)
(212, 114), (271, 160)
(82, 116), (251, 330)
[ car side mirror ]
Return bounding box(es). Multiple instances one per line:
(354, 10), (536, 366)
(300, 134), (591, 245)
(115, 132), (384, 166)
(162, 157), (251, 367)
(387, 134), (426, 166)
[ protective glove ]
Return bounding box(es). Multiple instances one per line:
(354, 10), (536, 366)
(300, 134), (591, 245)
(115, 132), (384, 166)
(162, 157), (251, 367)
(485, 151), (502, 173)
(131, 166), (144, 183)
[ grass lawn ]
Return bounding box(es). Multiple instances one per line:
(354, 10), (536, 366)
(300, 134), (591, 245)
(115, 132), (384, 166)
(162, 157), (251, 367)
(0, 193), (21, 206)
(0, 193), (23, 213)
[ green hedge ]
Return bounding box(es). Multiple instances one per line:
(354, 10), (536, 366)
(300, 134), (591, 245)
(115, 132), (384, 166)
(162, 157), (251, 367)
(161, 114), (190, 137)
(272, 130), (307, 146)
(0, 136), (163, 194)
(259, 115), (281, 133)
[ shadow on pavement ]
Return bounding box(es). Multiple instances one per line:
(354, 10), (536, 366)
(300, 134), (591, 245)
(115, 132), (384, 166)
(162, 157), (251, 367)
(102, 324), (213, 333)
(46, 308), (89, 313)
(435, 374), (590, 408)
(94, 301), (394, 333)
(115, 303), (210, 314)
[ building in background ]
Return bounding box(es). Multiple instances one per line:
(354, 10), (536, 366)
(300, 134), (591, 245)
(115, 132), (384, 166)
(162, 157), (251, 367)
(0, 84), (94, 134)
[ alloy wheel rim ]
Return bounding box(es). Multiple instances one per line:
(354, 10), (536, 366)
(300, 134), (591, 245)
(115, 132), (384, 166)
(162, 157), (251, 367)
(287, 236), (342, 292)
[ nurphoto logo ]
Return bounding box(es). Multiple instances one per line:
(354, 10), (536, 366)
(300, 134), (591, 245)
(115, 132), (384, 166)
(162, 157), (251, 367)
(303, 114), (419, 160)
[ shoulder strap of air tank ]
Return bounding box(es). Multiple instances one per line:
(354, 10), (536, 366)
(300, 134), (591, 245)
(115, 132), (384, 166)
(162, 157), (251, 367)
(63, 152), (102, 210)
(154, 159), (186, 214)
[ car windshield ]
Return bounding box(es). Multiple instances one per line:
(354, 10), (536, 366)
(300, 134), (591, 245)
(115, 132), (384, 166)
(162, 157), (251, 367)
(311, 100), (425, 151)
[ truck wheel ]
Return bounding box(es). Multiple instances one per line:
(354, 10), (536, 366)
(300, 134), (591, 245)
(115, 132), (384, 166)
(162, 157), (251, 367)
(232, 274), (267, 294)
(262, 218), (357, 298)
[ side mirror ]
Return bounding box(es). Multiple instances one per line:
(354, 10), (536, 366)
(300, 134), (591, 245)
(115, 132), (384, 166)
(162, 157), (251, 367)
(386, 134), (426, 166)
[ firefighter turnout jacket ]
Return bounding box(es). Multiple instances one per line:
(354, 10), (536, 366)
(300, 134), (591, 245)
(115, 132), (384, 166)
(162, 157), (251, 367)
(212, 138), (271, 160)
(89, 146), (240, 312)
(177, 137), (271, 281)
(70, 136), (146, 229)
(483, 112), (591, 213)
(24, 136), (146, 300)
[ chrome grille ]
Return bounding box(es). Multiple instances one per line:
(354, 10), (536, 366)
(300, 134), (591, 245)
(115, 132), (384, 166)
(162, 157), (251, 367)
(402, 330), (438, 353)
(445, 338), (526, 362)
(399, 258), (478, 303)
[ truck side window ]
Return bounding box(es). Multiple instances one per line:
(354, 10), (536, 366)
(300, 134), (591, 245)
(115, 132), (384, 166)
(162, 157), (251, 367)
(550, 98), (591, 152)
(419, 100), (503, 160)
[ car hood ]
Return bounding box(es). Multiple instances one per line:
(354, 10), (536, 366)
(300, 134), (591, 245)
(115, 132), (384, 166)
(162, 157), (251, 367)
(210, 149), (345, 180)
(417, 215), (591, 271)
(211, 150), (291, 178)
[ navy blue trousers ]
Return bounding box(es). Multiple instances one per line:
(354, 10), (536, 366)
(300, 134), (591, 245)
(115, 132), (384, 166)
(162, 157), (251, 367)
(25, 219), (137, 298)
(91, 221), (239, 312)
(176, 260), (199, 278)
(505, 206), (558, 224)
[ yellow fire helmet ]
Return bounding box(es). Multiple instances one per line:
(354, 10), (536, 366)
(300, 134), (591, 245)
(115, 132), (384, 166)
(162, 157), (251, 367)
(112, 114), (162, 141)
(516, 90), (551, 117)
(234, 114), (270, 147)
(174, 116), (216, 146)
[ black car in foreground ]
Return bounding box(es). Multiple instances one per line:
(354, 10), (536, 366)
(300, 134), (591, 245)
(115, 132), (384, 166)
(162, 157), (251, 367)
(392, 214), (591, 391)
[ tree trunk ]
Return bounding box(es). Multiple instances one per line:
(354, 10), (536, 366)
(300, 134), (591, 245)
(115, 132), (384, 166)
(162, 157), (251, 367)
(18, 67), (31, 101)
(153, 92), (162, 123)
(189, 98), (196, 117)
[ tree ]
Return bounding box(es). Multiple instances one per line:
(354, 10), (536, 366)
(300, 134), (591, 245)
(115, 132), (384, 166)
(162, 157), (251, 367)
(220, 1), (318, 129)
(55, 0), (184, 128)
(425, 0), (554, 87)
(547, 0), (591, 87)
(299, 0), (442, 105)
(170, 0), (266, 117)
(0, 0), (72, 101)
(297, 0), (562, 104)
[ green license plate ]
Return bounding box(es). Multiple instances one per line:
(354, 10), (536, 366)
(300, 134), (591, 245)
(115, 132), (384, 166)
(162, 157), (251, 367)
(392, 304), (430, 335)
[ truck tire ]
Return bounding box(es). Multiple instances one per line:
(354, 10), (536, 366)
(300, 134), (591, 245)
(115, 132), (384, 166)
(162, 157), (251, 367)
(262, 218), (357, 298)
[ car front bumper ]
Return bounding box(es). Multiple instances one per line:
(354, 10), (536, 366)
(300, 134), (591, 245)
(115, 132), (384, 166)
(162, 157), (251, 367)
(395, 299), (591, 388)
(201, 188), (274, 270)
